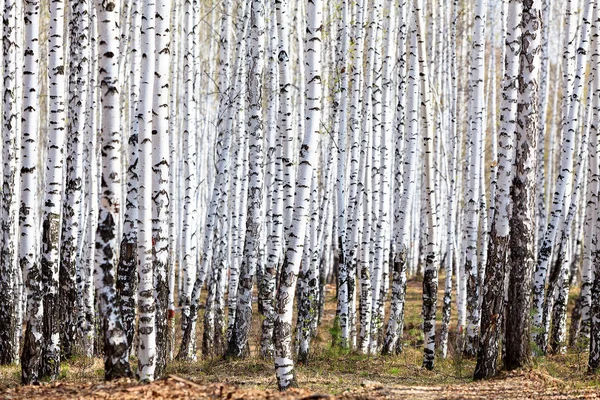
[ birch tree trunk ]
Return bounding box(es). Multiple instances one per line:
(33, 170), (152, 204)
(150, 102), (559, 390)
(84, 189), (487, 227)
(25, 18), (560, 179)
(227, 0), (266, 359)
(203, 0), (235, 359)
(415, 0), (439, 370)
(504, 0), (541, 370)
(463, 0), (487, 357)
(151, 0), (172, 377)
(0, 0), (20, 365)
(178, 0), (238, 359)
(258, 4), (280, 359)
(40, 0), (68, 380)
(473, 0), (520, 379)
(117, 0), (141, 355)
(583, 1), (600, 344)
(439, 0), (459, 358)
(344, 0), (367, 350)
(589, 15), (600, 364)
(178, 0), (198, 353)
(60, 0), (89, 359)
(78, 3), (99, 355)
(334, 0), (350, 350)
(274, 0), (322, 389)
(532, 0), (585, 349)
(382, 10), (416, 356)
(20, 0), (42, 382)
(137, 0), (158, 380)
(95, 0), (133, 380)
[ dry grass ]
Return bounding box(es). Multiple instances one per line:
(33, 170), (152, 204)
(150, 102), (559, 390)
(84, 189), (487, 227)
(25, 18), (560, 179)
(1, 276), (600, 395)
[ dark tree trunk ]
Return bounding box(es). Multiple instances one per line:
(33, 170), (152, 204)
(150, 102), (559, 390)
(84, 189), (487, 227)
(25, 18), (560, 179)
(41, 213), (62, 380)
(117, 240), (138, 355)
(382, 253), (408, 355)
(177, 302), (198, 361)
(21, 319), (43, 384)
(0, 248), (17, 364)
(568, 293), (584, 348)
(474, 226), (509, 380)
(588, 246), (600, 371)
(422, 253), (438, 371)
(504, 0), (540, 371)
(504, 152), (536, 372)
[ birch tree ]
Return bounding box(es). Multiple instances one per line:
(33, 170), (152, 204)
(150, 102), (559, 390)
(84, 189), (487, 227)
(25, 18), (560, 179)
(0, 0), (21, 365)
(382, 9), (416, 356)
(60, 0), (90, 359)
(227, 0), (267, 360)
(589, 10), (600, 364)
(505, 0), (541, 370)
(20, 0), (42, 382)
(94, 0), (133, 380)
(118, 0), (141, 354)
(415, 0), (439, 370)
(463, 0), (487, 356)
(532, 0), (585, 350)
(274, 0), (322, 389)
(151, 0), (172, 376)
(137, 0), (158, 380)
(474, 0), (520, 379)
(40, 0), (69, 380)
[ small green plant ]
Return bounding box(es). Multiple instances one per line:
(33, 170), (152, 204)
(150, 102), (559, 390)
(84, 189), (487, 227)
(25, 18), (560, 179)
(329, 315), (342, 348)
(450, 343), (465, 378)
(574, 335), (591, 373)
(59, 364), (69, 380)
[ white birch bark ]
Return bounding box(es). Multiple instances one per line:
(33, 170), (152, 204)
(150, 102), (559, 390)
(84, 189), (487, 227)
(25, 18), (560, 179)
(536, 0), (551, 248)
(473, 0), (520, 378)
(335, 0), (351, 349)
(224, 4), (250, 344)
(178, 0), (198, 347)
(582, 4), (600, 338)
(20, 0), (43, 383)
(203, 0), (236, 360)
(260, 6), (281, 359)
(462, 0), (487, 356)
(504, 0), (541, 369)
(296, 174), (320, 362)
(357, 0), (379, 354)
(415, 0), (439, 370)
(60, 0), (90, 359)
(137, 0), (157, 380)
(0, 0), (20, 365)
(79, 3), (99, 356)
(371, 0), (394, 355)
(178, 0), (238, 358)
(40, 0), (68, 380)
(588, 0), (600, 370)
(278, 0), (295, 239)
(166, 0), (180, 360)
(274, 0), (322, 389)
(383, 10), (416, 356)
(549, 97), (592, 353)
(151, 0), (172, 376)
(533, 0), (592, 349)
(94, 0), (133, 380)
(227, 0), (266, 359)
(344, 0), (367, 350)
(118, 0), (141, 355)
(440, 0), (459, 358)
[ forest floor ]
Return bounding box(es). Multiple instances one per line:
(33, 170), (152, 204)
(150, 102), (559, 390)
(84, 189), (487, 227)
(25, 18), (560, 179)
(2, 278), (600, 399)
